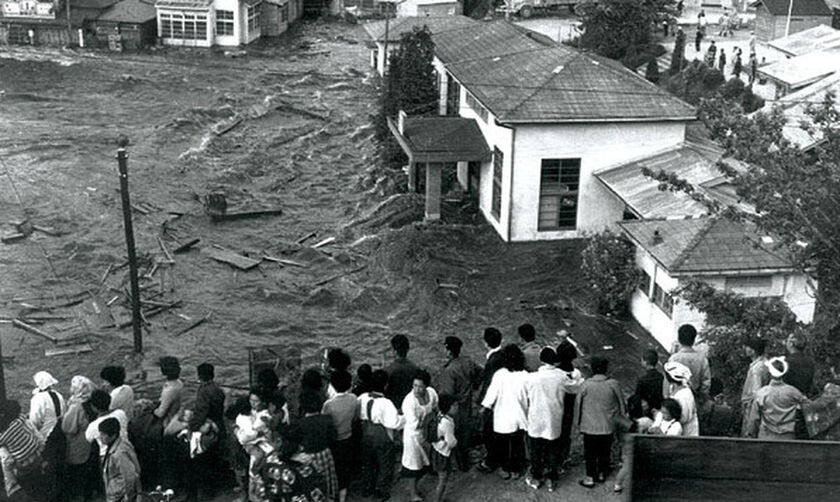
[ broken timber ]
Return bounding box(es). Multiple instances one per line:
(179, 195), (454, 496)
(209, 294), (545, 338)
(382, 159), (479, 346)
(173, 238), (200, 254)
(312, 237), (335, 249)
(157, 236), (176, 264)
(45, 344), (93, 357)
(12, 319), (58, 342)
(203, 246), (260, 270)
(262, 255), (306, 268)
(175, 312), (211, 336)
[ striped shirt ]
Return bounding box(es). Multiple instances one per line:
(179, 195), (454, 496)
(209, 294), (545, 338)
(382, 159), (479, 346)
(0, 416), (44, 466)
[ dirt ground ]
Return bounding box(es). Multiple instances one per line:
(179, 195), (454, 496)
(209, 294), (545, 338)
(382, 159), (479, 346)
(0, 20), (659, 501)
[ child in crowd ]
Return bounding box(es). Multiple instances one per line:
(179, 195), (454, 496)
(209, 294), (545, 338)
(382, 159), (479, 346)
(650, 398), (683, 436)
(613, 395), (653, 494)
(431, 394), (458, 502)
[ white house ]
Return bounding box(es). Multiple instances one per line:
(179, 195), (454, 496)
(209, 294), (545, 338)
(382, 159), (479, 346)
(619, 217), (816, 349)
(155, 0), (261, 46)
(388, 20), (696, 241)
(362, 15), (478, 76)
(395, 0), (460, 17)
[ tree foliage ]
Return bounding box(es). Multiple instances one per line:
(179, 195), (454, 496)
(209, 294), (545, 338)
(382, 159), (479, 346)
(375, 26), (438, 168)
(669, 28), (685, 75)
(664, 60), (764, 112)
(645, 56), (660, 83)
(581, 229), (641, 316)
(575, 0), (675, 63)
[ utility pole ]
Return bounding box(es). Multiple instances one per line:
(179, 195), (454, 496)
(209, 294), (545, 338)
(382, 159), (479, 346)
(785, 0), (794, 37)
(116, 136), (142, 353)
(0, 336), (6, 403)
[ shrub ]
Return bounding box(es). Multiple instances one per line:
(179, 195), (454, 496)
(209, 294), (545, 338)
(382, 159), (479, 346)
(581, 229), (641, 316)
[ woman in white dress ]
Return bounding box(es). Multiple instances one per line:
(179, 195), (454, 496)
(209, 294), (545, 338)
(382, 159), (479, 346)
(663, 361), (699, 436)
(401, 369), (438, 502)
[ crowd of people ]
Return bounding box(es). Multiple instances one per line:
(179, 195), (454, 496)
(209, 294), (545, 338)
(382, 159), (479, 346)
(0, 322), (818, 502)
(686, 9), (761, 85)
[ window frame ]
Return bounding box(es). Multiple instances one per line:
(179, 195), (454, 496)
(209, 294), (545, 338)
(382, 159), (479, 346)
(639, 269), (652, 297)
(215, 9), (234, 36)
(537, 158), (581, 231)
(465, 91), (489, 123)
(652, 282), (674, 318)
(247, 3), (260, 35)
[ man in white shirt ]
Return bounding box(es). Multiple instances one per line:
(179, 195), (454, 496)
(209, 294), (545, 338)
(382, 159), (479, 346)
(524, 348), (567, 492)
(358, 370), (405, 502)
(100, 366), (135, 422)
(84, 390), (129, 456)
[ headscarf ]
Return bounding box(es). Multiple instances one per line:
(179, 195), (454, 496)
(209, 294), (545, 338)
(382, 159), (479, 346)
(766, 357), (789, 379)
(664, 361), (692, 385)
(32, 371), (58, 394)
(69, 376), (95, 405)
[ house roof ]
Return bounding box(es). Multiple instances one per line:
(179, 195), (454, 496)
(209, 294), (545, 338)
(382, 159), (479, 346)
(72, 0), (119, 9)
(767, 24), (840, 57)
(751, 0), (831, 17)
(97, 0), (155, 22)
(362, 15), (479, 42)
(619, 217), (795, 275)
(757, 45), (840, 88)
(431, 20), (555, 64)
(773, 70), (840, 149)
(442, 37), (696, 123)
(388, 116), (491, 163)
(594, 143), (735, 219)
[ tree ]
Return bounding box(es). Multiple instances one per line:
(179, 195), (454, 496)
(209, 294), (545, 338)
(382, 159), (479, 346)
(374, 26), (438, 168)
(580, 230), (641, 316)
(645, 56), (660, 84)
(669, 28), (685, 75)
(663, 60), (763, 112)
(575, 0), (675, 62)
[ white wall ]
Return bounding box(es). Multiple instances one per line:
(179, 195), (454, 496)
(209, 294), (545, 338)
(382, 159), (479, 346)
(213, 0), (240, 46)
(372, 41), (400, 76)
(509, 121), (686, 241)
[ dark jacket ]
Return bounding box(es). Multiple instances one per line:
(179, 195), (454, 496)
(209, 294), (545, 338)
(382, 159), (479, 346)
(636, 368), (664, 410)
(295, 414), (336, 453)
(438, 355), (482, 412)
(479, 350), (505, 402)
(784, 353), (815, 396)
(385, 357), (420, 408)
(189, 380), (226, 434)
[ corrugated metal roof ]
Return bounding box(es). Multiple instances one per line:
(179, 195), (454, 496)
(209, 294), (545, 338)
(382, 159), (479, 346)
(767, 25), (840, 57)
(98, 0), (155, 22)
(773, 70), (840, 149)
(751, 0), (831, 16)
(362, 15), (479, 42)
(619, 217), (794, 275)
(758, 45), (840, 88)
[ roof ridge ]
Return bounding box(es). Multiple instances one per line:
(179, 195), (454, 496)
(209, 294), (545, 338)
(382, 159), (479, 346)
(669, 217), (717, 270)
(443, 44), (556, 66)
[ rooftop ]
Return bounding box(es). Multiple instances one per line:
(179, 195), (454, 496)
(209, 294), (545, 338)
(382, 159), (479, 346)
(362, 15), (479, 43)
(595, 143), (739, 219)
(767, 25), (840, 57)
(773, 70), (840, 149)
(619, 217), (794, 276)
(97, 0), (155, 22)
(388, 115), (491, 163)
(441, 35), (696, 123)
(750, 0), (831, 17)
(757, 45), (840, 89)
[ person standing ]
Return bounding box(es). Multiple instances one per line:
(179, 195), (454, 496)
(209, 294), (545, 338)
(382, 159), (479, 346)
(704, 41), (717, 67)
(385, 335), (421, 409)
(663, 362), (699, 436)
(700, 378), (734, 436)
(85, 391), (129, 458)
(0, 399), (49, 502)
(666, 325), (711, 404)
(358, 370), (404, 502)
(321, 370), (359, 502)
(154, 357), (184, 428)
(556, 339), (583, 472)
(523, 348), (566, 492)
(352, 364), (374, 397)
(295, 393), (338, 502)
(477, 328), (504, 473)
(100, 366), (135, 423)
(749, 30), (757, 55)
(518, 324), (541, 372)
(733, 48), (743, 78)
(718, 48), (726, 72)
(784, 333), (815, 396)
(437, 336), (481, 471)
(62, 376), (99, 502)
(740, 339), (770, 436)
(185, 363), (226, 502)
(749, 52), (758, 85)
(30, 371), (66, 469)
(98, 418), (141, 502)
(401, 370), (439, 502)
(576, 356), (624, 488)
(695, 26), (703, 53)
(745, 357), (808, 440)
(635, 349), (663, 412)
(430, 395), (458, 502)
(481, 344), (529, 480)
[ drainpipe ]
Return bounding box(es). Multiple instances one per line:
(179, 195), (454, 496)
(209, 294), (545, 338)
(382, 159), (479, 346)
(506, 125), (515, 242)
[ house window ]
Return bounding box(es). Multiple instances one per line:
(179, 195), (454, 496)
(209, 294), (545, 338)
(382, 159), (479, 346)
(446, 75), (460, 117)
(215, 10), (234, 36)
(280, 2), (288, 21)
(725, 275), (773, 291)
(247, 3), (260, 34)
(159, 11), (208, 40)
(639, 269), (652, 297)
(465, 91), (489, 122)
(491, 147), (503, 220)
(652, 283), (674, 317)
(538, 158), (580, 231)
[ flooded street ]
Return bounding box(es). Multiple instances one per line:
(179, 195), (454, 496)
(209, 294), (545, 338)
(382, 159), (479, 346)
(0, 20), (645, 404)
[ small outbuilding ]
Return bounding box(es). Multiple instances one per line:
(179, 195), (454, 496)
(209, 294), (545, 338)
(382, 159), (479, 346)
(750, 0), (832, 41)
(90, 0), (157, 49)
(757, 44), (840, 96)
(395, 0), (460, 17)
(766, 23), (840, 56)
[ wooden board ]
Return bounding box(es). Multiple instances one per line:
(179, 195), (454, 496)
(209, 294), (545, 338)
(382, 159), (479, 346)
(202, 247), (260, 270)
(45, 344), (93, 357)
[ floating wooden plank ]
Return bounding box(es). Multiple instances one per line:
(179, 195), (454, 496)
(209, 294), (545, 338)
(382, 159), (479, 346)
(209, 203), (283, 222)
(262, 255), (306, 268)
(175, 312), (211, 336)
(312, 236), (335, 249)
(131, 203), (149, 215)
(173, 238), (200, 254)
(45, 344), (93, 357)
(296, 232), (317, 244)
(313, 265), (367, 287)
(1, 233), (27, 244)
(32, 225), (61, 236)
(202, 246), (260, 270)
(12, 319), (58, 342)
(213, 117), (242, 137)
(157, 236), (176, 264)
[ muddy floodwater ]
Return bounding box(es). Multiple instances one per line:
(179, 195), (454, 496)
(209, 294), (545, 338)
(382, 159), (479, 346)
(0, 21), (649, 408)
